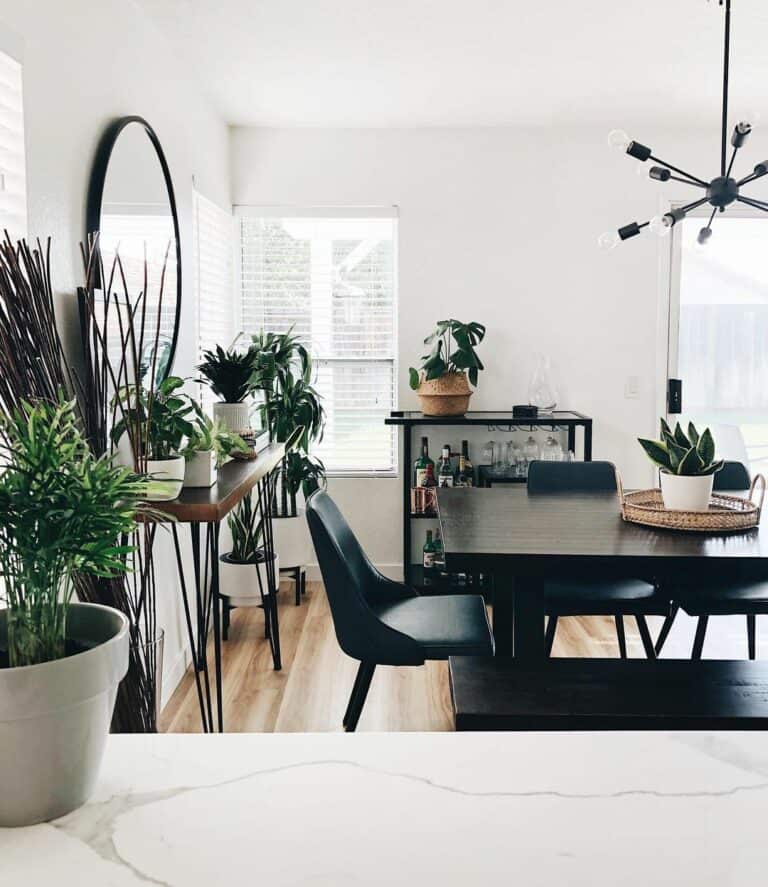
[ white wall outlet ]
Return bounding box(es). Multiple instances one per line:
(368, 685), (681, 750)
(624, 375), (640, 399)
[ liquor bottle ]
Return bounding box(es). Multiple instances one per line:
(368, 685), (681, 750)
(456, 440), (473, 487)
(421, 462), (437, 514)
(437, 444), (454, 487)
(413, 436), (434, 487)
(434, 528), (446, 572)
(423, 530), (437, 571)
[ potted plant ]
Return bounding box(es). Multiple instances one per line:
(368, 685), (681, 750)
(197, 344), (260, 435)
(219, 494), (279, 607)
(252, 329), (325, 571)
(408, 319), (486, 416)
(639, 419), (724, 511)
(0, 396), (148, 826)
(182, 404), (252, 488)
(111, 376), (196, 501)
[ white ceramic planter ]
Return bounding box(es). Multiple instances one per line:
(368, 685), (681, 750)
(219, 551), (280, 607)
(660, 472), (714, 512)
(184, 451), (217, 488)
(0, 603), (129, 827)
(213, 401), (253, 436)
(273, 508), (312, 568)
(146, 456), (185, 501)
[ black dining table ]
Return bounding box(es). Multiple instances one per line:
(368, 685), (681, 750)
(437, 485), (768, 660)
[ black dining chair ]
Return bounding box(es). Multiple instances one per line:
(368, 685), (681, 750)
(306, 489), (494, 731)
(527, 460), (669, 659)
(654, 461), (764, 659)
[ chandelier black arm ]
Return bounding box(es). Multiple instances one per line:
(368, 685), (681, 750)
(737, 195), (768, 213)
(648, 154), (708, 187)
(725, 144), (739, 179)
(737, 170), (767, 187)
(721, 0), (732, 176)
(676, 196), (711, 217)
(702, 205), (718, 234)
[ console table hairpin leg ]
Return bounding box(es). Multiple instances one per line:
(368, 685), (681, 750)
(167, 455), (284, 734)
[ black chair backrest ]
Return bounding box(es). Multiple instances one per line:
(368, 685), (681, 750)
(527, 460), (617, 494)
(713, 460), (751, 492)
(305, 490), (422, 665)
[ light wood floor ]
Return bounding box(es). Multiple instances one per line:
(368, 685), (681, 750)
(161, 580), (768, 733)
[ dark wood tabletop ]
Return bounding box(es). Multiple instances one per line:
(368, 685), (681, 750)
(438, 486), (768, 582)
(151, 443), (285, 523)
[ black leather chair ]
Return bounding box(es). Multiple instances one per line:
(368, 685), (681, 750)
(527, 460), (669, 658)
(306, 490), (494, 731)
(655, 461), (764, 659)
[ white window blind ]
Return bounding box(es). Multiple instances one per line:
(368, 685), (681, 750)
(0, 51), (26, 240)
(238, 208), (398, 475)
(194, 191), (235, 407)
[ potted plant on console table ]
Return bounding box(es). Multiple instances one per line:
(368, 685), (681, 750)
(197, 344), (260, 436)
(409, 319), (486, 416)
(0, 396), (149, 826)
(639, 419), (724, 511)
(182, 404), (252, 488)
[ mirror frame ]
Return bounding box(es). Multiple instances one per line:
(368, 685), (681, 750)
(85, 115), (183, 378)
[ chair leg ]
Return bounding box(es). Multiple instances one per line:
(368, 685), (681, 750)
(344, 662), (376, 733)
(294, 567), (301, 606)
(222, 601), (231, 641)
(692, 615), (709, 660)
(615, 615), (627, 658)
(748, 614), (757, 660)
(635, 615), (656, 659)
(544, 615), (558, 656)
(654, 604), (679, 656)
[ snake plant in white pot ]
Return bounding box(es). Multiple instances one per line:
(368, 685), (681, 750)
(182, 405), (252, 488)
(639, 419), (724, 511)
(219, 494), (279, 607)
(0, 396), (149, 826)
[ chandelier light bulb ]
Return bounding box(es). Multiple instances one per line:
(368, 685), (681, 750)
(697, 227), (713, 245)
(598, 230), (621, 251)
(608, 129), (632, 151)
(648, 215), (673, 238)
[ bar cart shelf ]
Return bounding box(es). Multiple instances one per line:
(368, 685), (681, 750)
(385, 410), (593, 592)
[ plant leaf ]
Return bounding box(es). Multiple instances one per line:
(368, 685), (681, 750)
(408, 367), (420, 390)
(696, 427), (715, 466)
(687, 422), (700, 447)
(673, 422), (692, 449)
(677, 445), (705, 476)
(638, 438), (673, 471)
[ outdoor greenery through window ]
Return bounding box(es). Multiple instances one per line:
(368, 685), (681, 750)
(238, 209), (398, 474)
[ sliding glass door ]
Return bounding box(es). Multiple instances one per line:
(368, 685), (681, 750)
(668, 211), (768, 473)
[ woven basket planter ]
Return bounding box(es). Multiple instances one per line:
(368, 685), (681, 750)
(416, 372), (472, 416)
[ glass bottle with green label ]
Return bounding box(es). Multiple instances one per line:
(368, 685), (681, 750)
(438, 444), (454, 487)
(456, 440), (473, 487)
(413, 436), (434, 487)
(423, 530), (437, 572)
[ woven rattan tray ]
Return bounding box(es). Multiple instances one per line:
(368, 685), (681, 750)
(618, 474), (766, 533)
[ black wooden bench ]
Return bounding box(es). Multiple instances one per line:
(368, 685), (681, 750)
(449, 657), (768, 731)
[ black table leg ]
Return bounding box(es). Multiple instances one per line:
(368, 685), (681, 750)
(208, 521), (224, 732)
(255, 475), (282, 670)
(512, 576), (546, 661)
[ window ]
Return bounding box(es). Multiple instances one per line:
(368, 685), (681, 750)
(194, 191), (235, 407)
(238, 208), (398, 475)
(0, 49), (26, 240)
(669, 212), (768, 473)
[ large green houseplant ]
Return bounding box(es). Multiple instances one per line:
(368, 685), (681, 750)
(409, 319), (486, 416)
(251, 328), (325, 574)
(0, 396), (148, 825)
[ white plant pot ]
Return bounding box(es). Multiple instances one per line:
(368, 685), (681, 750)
(219, 551), (280, 608)
(184, 451), (217, 488)
(660, 472), (714, 512)
(113, 432), (135, 470)
(0, 603), (129, 826)
(146, 456), (185, 501)
(213, 401), (253, 436)
(273, 508), (312, 569)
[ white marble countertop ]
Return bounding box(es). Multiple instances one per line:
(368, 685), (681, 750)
(3, 731), (768, 885)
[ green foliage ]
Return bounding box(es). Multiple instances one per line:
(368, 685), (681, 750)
(408, 319), (486, 389)
(182, 403), (251, 468)
(638, 419), (724, 477)
(227, 494), (265, 563)
(250, 328), (326, 514)
(111, 375), (196, 461)
(197, 345), (259, 403)
(0, 396), (148, 667)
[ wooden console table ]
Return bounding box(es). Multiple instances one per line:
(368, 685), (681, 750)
(152, 444), (285, 733)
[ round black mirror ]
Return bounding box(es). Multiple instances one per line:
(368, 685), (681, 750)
(86, 116), (182, 380)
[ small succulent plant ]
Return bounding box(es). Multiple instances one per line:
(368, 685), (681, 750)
(639, 418), (724, 476)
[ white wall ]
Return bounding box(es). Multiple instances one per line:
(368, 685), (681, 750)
(230, 125), (703, 569)
(0, 0), (231, 704)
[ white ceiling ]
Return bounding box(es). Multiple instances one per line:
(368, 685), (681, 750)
(138, 0), (768, 129)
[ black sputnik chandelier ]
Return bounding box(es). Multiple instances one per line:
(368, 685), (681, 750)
(599, 0), (768, 250)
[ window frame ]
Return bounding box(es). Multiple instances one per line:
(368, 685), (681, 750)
(234, 205), (399, 478)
